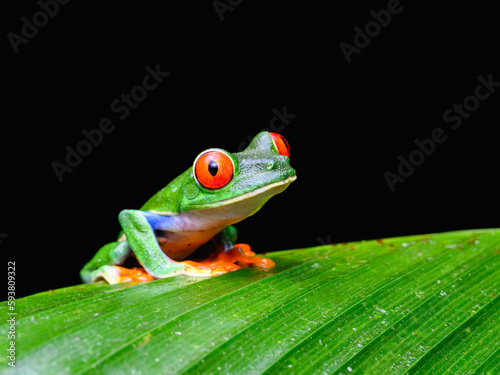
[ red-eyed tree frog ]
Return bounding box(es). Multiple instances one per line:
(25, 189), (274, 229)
(80, 132), (296, 284)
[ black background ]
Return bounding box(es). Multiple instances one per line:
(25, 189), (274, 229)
(2, 1), (499, 298)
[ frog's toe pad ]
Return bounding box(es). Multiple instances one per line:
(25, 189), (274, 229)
(232, 243), (275, 268)
(99, 265), (154, 284)
(181, 243), (275, 277)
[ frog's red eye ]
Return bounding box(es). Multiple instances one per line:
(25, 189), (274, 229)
(269, 132), (290, 157)
(194, 150), (234, 189)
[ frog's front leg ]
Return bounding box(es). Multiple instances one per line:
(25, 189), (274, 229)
(79, 241), (148, 284)
(118, 210), (214, 280)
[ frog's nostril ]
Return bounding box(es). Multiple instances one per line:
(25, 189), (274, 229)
(266, 161), (275, 171)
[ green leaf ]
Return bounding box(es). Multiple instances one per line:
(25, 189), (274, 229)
(1, 229), (498, 374)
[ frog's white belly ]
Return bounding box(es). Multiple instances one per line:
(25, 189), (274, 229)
(157, 210), (238, 261)
(157, 176), (295, 260)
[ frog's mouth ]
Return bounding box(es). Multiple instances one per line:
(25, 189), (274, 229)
(191, 174), (297, 212)
(219, 174), (296, 206)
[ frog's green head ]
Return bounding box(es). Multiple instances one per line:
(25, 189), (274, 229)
(180, 131), (296, 219)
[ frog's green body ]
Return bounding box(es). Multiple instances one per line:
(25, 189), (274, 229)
(80, 132), (296, 284)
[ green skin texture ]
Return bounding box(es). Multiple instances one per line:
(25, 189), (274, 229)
(80, 132), (296, 284)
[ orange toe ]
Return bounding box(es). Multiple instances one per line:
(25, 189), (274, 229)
(232, 244), (275, 268)
(113, 266), (154, 283)
(181, 243), (275, 276)
(233, 243), (255, 257)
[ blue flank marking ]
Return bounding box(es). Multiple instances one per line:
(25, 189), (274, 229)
(141, 211), (176, 231)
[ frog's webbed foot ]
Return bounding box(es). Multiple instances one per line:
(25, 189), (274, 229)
(179, 243), (275, 276)
(231, 243), (276, 268)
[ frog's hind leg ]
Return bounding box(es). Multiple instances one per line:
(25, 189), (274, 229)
(182, 226), (275, 274)
(80, 241), (152, 284)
